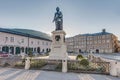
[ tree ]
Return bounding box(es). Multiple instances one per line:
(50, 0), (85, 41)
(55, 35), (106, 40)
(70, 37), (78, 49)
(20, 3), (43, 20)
(80, 59), (89, 67)
(28, 49), (33, 57)
(76, 54), (84, 60)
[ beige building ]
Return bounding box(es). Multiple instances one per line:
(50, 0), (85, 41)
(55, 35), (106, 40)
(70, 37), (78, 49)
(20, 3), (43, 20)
(66, 29), (119, 53)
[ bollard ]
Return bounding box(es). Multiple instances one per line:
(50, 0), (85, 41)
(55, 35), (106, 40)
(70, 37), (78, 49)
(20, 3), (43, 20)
(25, 57), (30, 70)
(62, 59), (67, 73)
(116, 62), (120, 77)
(110, 60), (117, 76)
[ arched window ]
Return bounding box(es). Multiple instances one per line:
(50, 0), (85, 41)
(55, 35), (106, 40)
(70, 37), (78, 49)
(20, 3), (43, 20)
(16, 47), (21, 54)
(96, 49), (99, 53)
(10, 47), (14, 54)
(2, 46), (9, 53)
(37, 47), (40, 53)
(42, 49), (44, 52)
(46, 48), (49, 52)
(25, 47), (28, 54)
(34, 48), (36, 52)
(21, 47), (24, 52)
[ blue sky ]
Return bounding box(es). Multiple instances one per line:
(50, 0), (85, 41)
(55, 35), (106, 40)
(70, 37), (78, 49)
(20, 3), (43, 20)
(0, 0), (120, 39)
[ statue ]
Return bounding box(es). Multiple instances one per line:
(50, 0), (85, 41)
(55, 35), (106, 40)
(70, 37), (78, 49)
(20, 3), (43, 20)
(53, 7), (63, 31)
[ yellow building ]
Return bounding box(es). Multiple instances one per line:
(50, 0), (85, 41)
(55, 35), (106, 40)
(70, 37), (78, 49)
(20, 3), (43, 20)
(66, 29), (119, 53)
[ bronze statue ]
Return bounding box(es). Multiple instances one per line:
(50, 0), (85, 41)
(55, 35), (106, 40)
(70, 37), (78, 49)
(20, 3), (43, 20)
(53, 7), (63, 31)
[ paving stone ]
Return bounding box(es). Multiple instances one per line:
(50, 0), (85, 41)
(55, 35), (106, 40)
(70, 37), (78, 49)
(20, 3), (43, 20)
(0, 67), (119, 80)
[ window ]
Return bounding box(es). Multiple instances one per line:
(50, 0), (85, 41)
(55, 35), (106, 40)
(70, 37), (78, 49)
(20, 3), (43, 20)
(5, 37), (8, 42)
(34, 48), (36, 52)
(31, 41), (33, 44)
(106, 40), (110, 43)
(42, 42), (44, 45)
(38, 41), (39, 45)
(10, 37), (14, 42)
(106, 35), (110, 39)
(42, 49), (44, 52)
(94, 41), (97, 44)
(98, 40), (101, 43)
(102, 40), (105, 43)
(102, 35), (105, 39)
(21, 39), (24, 43)
(90, 41), (92, 44)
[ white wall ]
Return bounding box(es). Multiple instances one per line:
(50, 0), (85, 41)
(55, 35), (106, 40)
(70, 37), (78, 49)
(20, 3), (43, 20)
(0, 32), (51, 54)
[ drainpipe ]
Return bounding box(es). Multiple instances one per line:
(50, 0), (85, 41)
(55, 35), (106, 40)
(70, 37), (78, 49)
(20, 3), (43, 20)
(73, 37), (75, 54)
(27, 34), (30, 54)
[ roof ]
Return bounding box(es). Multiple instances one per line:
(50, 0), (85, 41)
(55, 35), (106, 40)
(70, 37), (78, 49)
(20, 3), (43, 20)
(0, 28), (52, 41)
(77, 31), (112, 37)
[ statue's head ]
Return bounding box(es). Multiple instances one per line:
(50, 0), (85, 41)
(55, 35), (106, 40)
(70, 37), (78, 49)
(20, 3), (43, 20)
(56, 7), (60, 12)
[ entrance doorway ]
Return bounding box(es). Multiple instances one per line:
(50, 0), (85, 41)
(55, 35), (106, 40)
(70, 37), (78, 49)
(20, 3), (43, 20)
(2, 46), (9, 53)
(16, 47), (21, 54)
(37, 47), (40, 53)
(96, 49), (99, 53)
(79, 49), (81, 53)
(10, 47), (14, 54)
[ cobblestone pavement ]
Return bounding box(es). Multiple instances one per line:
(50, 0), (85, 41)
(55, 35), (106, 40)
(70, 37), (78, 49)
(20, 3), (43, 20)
(0, 67), (120, 80)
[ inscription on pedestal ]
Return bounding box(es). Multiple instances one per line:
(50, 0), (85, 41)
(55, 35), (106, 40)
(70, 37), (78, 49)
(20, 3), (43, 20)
(54, 46), (61, 48)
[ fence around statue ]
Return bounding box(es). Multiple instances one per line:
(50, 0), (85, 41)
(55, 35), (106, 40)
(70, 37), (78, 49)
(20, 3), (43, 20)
(67, 60), (110, 74)
(0, 57), (110, 74)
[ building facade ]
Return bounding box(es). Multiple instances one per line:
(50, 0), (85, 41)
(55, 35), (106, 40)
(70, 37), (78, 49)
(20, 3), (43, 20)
(66, 29), (120, 53)
(0, 28), (52, 55)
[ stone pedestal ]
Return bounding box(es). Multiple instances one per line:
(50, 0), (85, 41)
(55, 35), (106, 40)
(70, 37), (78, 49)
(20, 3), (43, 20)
(49, 30), (68, 60)
(25, 57), (30, 70)
(62, 59), (67, 72)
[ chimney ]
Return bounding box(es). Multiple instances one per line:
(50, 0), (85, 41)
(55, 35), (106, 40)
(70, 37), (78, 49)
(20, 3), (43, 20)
(102, 29), (106, 33)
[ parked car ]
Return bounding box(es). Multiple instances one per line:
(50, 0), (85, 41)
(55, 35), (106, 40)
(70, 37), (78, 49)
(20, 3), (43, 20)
(0, 51), (14, 57)
(0, 51), (9, 57)
(8, 53), (14, 57)
(33, 52), (39, 56)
